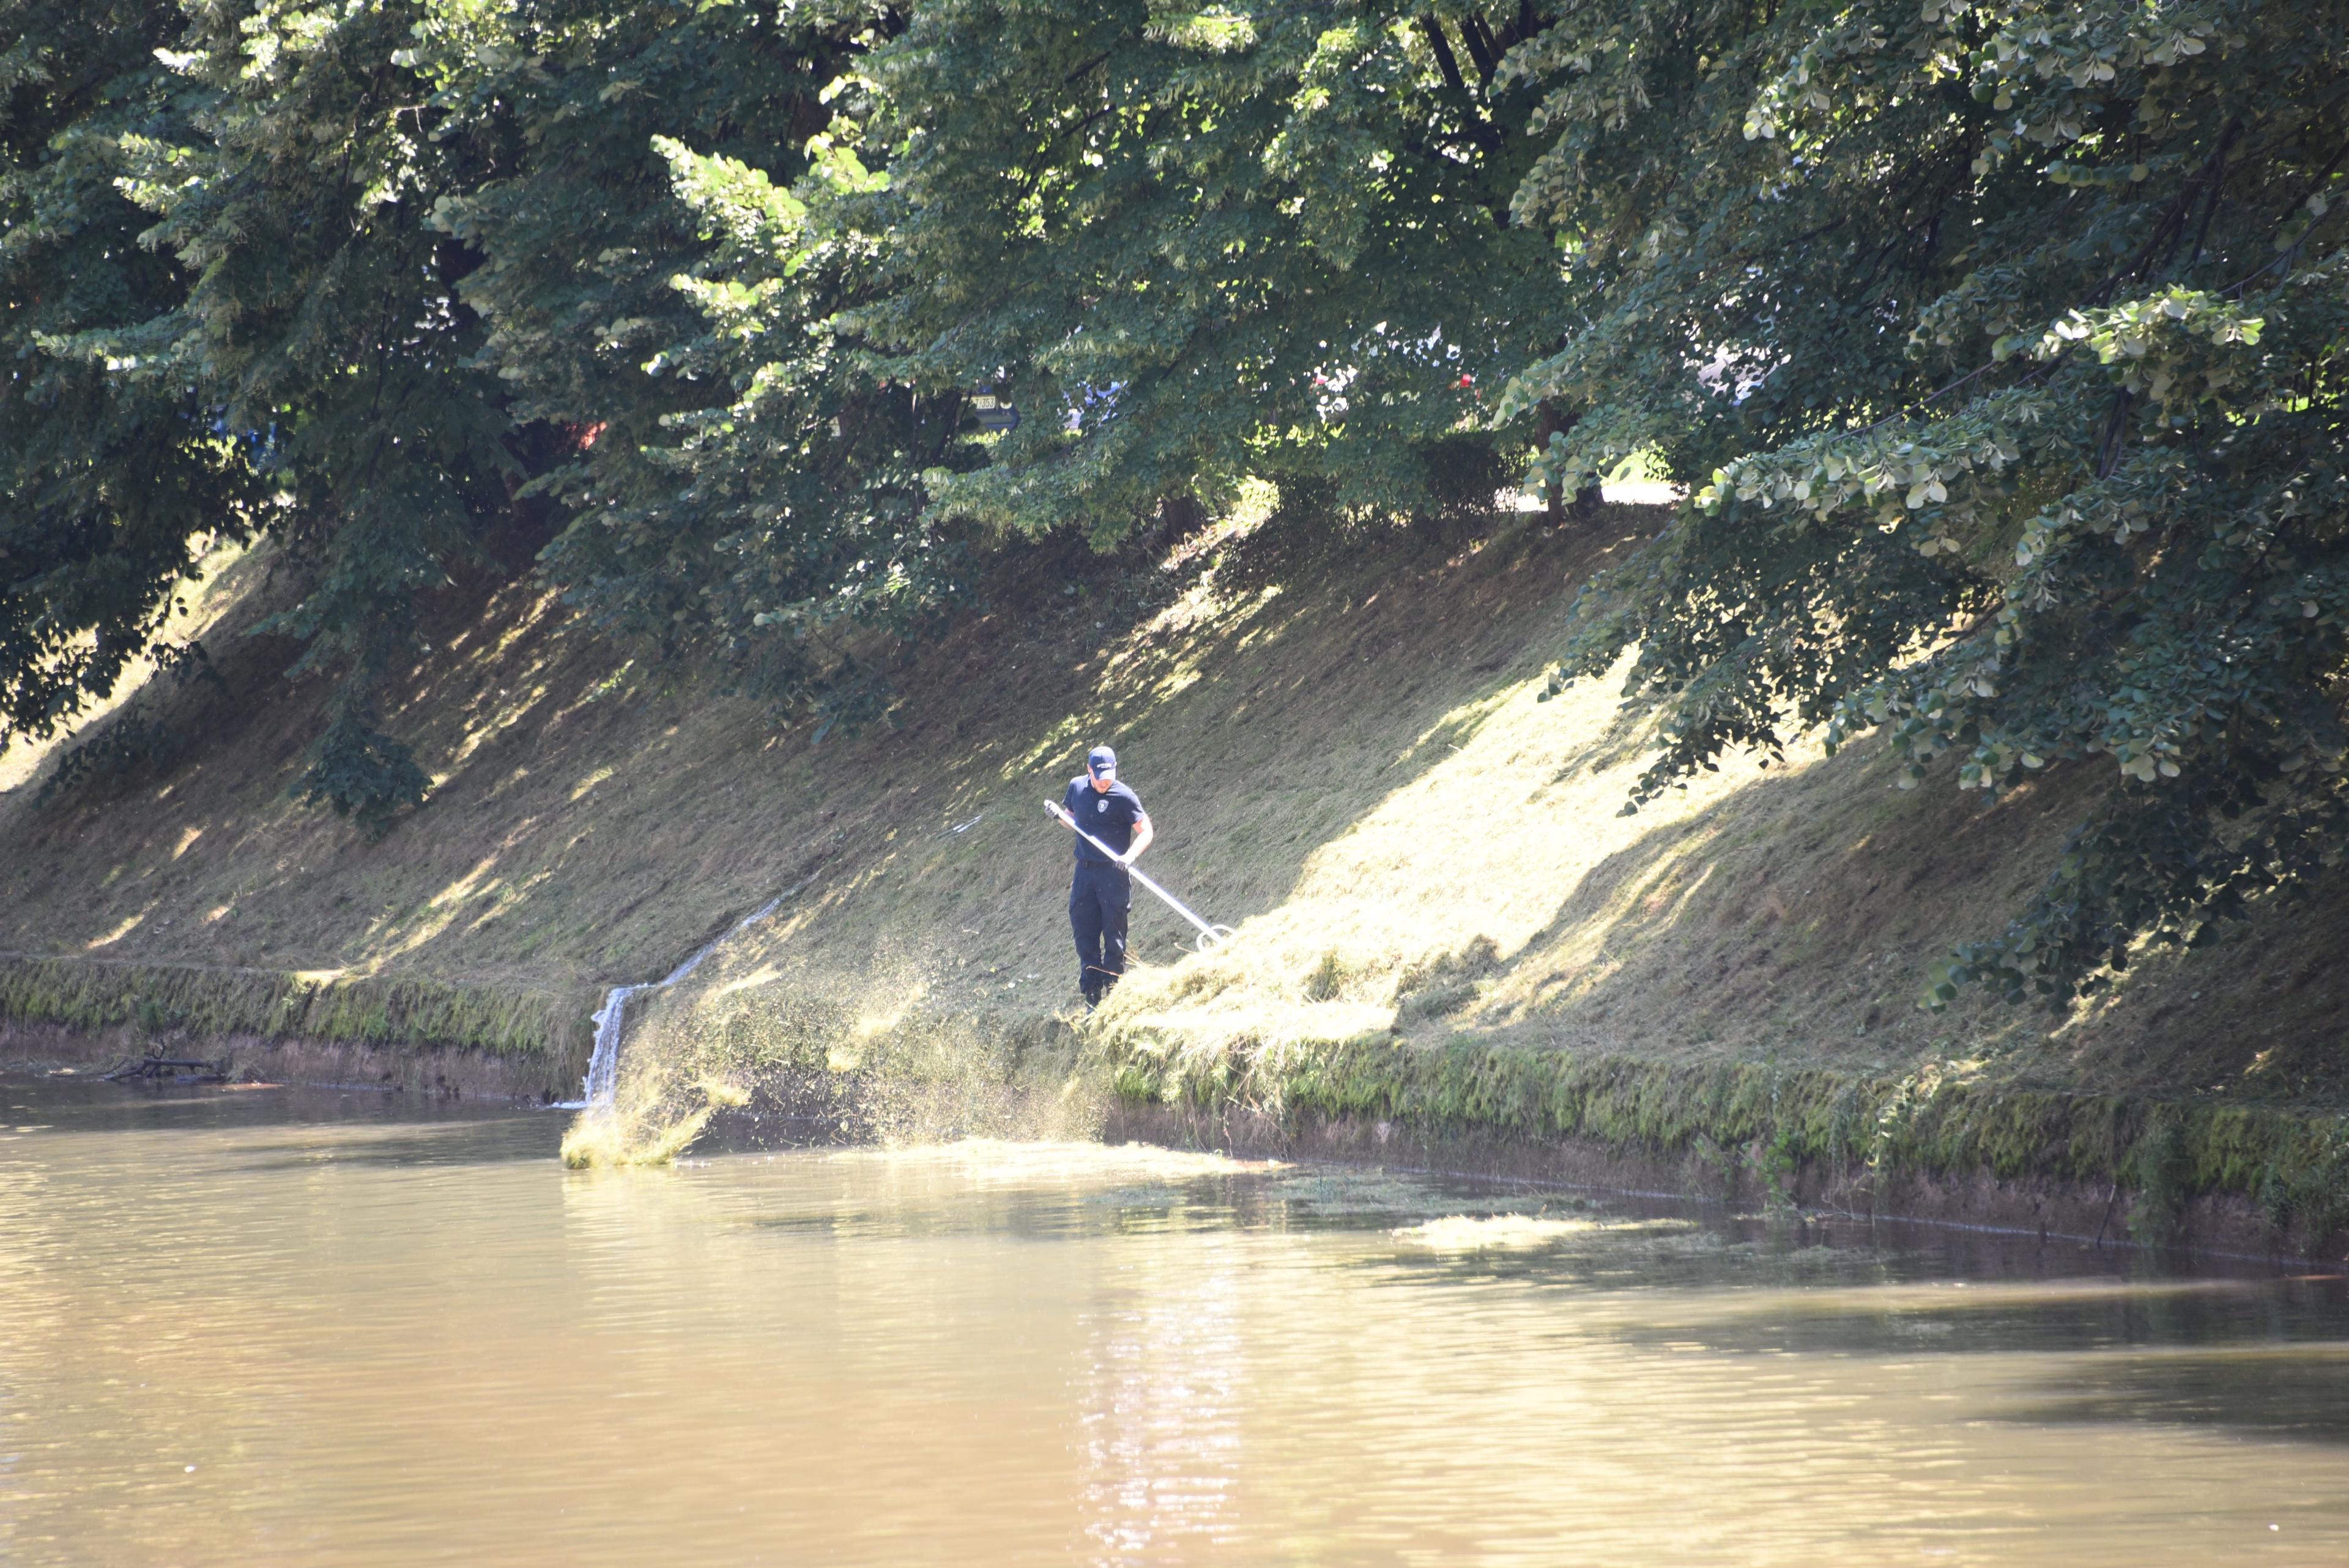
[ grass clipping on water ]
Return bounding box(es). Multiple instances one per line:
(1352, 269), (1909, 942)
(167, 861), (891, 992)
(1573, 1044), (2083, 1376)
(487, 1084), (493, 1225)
(1392, 1213), (1612, 1251)
(559, 946), (1105, 1167)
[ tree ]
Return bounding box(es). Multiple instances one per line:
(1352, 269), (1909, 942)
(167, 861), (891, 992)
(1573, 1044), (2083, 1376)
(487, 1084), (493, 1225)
(414, 0), (885, 675)
(65, 0), (529, 833)
(0, 0), (254, 748)
(1502, 0), (2349, 1002)
(675, 0), (1576, 554)
(414, 0), (991, 724)
(13, 0), (2341, 976)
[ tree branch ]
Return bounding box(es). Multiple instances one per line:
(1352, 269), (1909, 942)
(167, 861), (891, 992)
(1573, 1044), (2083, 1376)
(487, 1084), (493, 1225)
(1460, 13), (1500, 84)
(1420, 15), (1470, 99)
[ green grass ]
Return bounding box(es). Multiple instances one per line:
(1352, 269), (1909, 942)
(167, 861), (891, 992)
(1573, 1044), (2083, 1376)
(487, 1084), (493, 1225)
(0, 954), (596, 1065)
(2, 492), (2345, 1220)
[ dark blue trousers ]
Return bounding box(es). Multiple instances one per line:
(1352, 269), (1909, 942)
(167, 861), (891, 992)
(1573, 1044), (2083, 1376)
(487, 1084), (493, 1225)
(1069, 861), (1132, 1006)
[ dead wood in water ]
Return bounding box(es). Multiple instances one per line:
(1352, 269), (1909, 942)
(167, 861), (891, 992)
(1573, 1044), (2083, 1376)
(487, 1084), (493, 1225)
(102, 1054), (228, 1084)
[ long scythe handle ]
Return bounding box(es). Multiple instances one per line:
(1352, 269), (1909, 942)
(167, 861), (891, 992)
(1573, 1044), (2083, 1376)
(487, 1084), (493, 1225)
(1047, 801), (1232, 948)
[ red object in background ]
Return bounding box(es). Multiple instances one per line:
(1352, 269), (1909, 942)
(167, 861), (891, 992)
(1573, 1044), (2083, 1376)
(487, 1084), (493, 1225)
(574, 421), (608, 451)
(1457, 373), (1475, 388)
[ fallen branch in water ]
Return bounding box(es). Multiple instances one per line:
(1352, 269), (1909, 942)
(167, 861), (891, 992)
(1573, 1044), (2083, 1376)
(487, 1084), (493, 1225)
(102, 1055), (228, 1084)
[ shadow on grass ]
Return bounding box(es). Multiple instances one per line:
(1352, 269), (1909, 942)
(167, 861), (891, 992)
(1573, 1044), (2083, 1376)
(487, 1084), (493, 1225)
(0, 486), (1659, 1011)
(13, 469), (2349, 1116)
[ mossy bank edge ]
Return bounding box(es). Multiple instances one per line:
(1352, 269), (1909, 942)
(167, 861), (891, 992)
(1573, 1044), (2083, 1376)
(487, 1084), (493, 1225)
(8, 950), (2345, 1260)
(0, 954), (598, 1099)
(1096, 1017), (2349, 1260)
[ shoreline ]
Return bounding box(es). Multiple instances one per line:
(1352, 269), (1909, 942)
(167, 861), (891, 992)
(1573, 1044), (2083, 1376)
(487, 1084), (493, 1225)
(1099, 1098), (2317, 1266)
(9, 1020), (2329, 1268)
(6, 951), (2343, 1261)
(0, 1016), (583, 1104)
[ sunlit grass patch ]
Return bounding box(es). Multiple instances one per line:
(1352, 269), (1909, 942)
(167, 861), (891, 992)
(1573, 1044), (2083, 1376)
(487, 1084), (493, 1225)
(0, 536), (254, 797)
(8, 475), (2343, 1195)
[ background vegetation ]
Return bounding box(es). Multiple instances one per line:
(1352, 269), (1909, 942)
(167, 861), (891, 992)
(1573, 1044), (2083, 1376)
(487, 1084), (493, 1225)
(1, 0), (2344, 1014)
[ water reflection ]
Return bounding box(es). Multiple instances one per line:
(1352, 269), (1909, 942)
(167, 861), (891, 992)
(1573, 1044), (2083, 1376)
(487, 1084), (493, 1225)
(3, 1072), (2348, 1567)
(2011, 1345), (2349, 1443)
(1078, 1240), (1248, 1561)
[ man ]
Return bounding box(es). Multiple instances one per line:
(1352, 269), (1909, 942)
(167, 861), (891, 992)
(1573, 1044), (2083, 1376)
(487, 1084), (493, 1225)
(1050, 745), (1154, 1008)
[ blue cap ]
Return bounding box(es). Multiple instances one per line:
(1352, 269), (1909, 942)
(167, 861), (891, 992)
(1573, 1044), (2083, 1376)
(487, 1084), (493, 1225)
(1087, 745), (1117, 778)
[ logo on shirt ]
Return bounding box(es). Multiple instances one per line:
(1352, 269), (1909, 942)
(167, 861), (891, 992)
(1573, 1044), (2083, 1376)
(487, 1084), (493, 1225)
(1096, 798), (1108, 813)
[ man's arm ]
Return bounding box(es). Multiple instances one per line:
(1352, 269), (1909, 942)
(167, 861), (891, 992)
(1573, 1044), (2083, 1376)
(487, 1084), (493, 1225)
(1123, 812), (1154, 865)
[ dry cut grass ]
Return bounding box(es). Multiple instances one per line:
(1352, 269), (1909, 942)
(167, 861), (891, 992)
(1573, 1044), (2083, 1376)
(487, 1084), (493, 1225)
(1, 489), (2343, 1117)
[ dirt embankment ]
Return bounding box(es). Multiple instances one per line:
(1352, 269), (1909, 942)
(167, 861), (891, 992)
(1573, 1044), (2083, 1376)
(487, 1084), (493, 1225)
(3, 498), (2345, 1248)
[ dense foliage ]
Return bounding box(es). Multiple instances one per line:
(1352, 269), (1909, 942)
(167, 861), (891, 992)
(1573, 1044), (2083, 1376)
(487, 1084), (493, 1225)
(0, 2), (253, 745)
(851, 0), (1572, 535)
(1507, 0), (2349, 1000)
(1, 0), (2343, 998)
(414, 0), (894, 700)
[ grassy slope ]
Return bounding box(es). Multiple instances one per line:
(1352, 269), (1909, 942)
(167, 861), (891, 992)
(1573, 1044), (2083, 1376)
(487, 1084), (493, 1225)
(2, 500), (2343, 1117)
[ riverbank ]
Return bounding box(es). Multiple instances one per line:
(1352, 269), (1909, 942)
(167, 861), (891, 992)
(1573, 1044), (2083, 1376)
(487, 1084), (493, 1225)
(2, 489), (2344, 1249)
(0, 953), (593, 1098)
(1, 1019), (579, 1101)
(1096, 1053), (2349, 1260)
(9, 975), (2341, 1255)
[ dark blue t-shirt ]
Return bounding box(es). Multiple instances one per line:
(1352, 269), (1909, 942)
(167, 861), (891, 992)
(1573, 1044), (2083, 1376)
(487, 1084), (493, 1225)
(1064, 776), (1146, 864)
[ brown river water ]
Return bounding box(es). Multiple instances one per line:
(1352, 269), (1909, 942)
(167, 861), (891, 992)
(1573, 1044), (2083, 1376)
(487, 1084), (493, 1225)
(3, 1075), (2348, 1566)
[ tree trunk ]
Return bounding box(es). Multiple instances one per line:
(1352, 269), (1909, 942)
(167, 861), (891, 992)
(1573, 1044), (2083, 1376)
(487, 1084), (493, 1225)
(1159, 492), (1208, 544)
(1532, 403), (1605, 525)
(1532, 402), (1566, 523)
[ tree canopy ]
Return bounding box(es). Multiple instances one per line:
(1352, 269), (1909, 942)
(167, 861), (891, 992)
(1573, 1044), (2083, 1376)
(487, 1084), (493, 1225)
(0, 1), (254, 746)
(0, 0), (2343, 1000)
(1505, 0), (2349, 1002)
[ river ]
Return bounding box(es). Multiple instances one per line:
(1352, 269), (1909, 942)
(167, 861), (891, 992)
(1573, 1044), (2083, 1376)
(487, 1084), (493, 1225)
(2, 1073), (2346, 1566)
